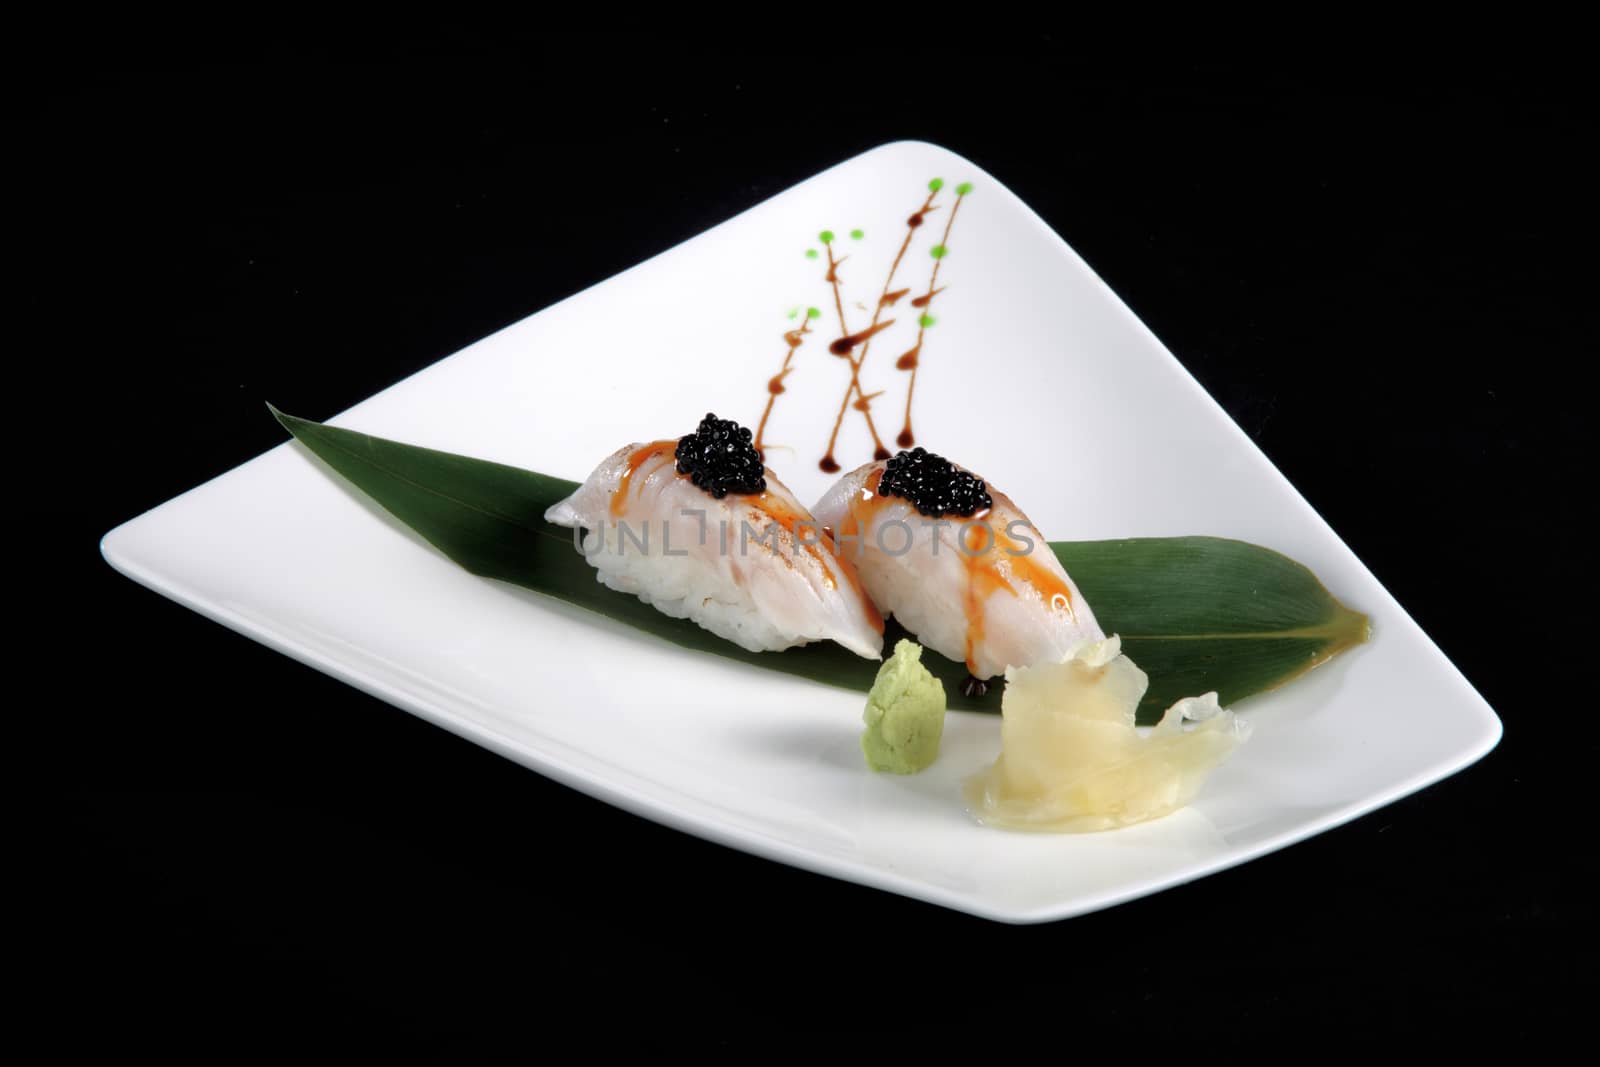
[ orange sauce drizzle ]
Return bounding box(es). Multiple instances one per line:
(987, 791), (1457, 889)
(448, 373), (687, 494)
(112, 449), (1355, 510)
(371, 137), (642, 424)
(995, 523), (1076, 616)
(837, 467), (888, 547)
(959, 518), (1013, 673)
(959, 517), (1077, 673)
(610, 440), (676, 517)
(752, 481), (883, 631)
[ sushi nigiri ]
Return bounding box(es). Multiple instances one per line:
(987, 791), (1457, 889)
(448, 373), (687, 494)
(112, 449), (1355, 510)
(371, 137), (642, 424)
(812, 447), (1102, 681)
(544, 414), (884, 659)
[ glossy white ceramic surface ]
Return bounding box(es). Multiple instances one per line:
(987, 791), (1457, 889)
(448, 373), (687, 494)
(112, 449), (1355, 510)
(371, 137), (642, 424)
(102, 141), (1500, 922)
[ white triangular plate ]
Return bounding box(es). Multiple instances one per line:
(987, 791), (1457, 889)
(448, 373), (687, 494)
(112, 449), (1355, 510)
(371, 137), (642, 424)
(103, 141), (1500, 922)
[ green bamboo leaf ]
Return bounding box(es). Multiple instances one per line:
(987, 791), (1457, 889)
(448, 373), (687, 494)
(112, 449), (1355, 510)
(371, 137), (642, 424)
(272, 407), (1367, 723)
(1053, 538), (1369, 720)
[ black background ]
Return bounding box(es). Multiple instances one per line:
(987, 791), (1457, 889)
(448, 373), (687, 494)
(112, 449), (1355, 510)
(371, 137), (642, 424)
(43, 31), (1588, 1053)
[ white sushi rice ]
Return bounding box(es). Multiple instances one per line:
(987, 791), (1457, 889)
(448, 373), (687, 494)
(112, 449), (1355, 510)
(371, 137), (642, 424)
(573, 520), (802, 655)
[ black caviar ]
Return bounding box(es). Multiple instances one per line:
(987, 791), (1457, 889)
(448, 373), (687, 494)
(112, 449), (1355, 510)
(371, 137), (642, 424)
(676, 413), (767, 499)
(876, 447), (992, 518)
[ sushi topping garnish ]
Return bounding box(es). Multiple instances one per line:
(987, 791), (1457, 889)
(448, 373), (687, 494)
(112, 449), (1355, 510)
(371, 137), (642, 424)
(676, 414), (768, 499)
(877, 447), (992, 518)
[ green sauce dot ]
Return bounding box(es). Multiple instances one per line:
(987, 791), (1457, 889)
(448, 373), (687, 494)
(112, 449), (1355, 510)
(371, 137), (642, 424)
(819, 229), (835, 243)
(930, 245), (947, 259)
(928, 178), (944, 192)
(956, 182), (973, 195)
(850, 228), (864, 240)
(807, 307), (822, 319)
(805, 249), (818, 259)
(920, 314), (937, 328)
(787, 307), (799, 319)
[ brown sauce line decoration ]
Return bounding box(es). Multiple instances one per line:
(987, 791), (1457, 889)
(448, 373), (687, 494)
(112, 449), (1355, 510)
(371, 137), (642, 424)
(752, 308), (817, 459)
(898, 181), (971, 449)
(828, 319), (896, 355)
(824, 241), (849, 315)
(818, 187), (941, 472)
(817, 232), (892, 472)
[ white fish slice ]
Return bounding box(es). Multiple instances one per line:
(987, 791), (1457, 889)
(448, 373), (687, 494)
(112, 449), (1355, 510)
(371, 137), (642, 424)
(545, 439), (884, 660)
(813, 456), (1103, 679)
